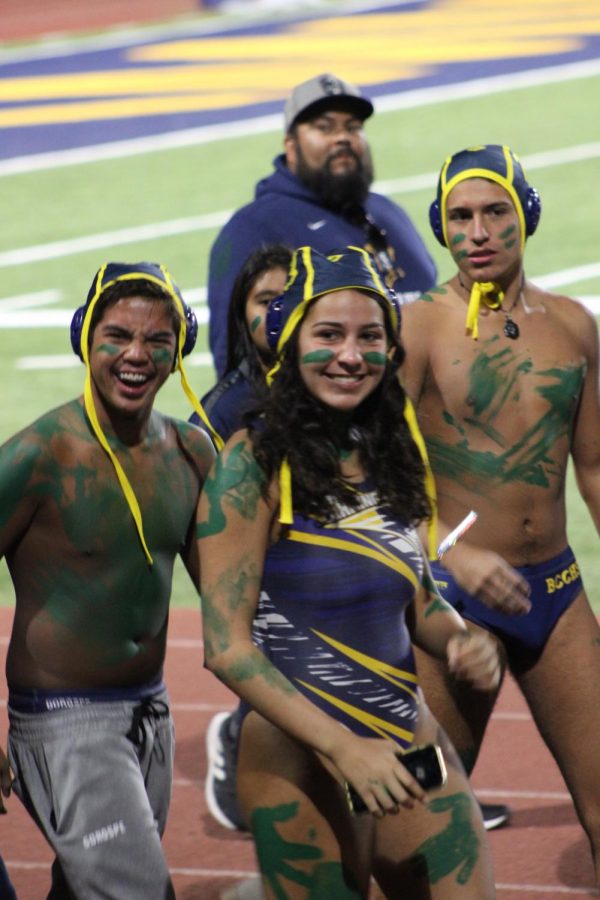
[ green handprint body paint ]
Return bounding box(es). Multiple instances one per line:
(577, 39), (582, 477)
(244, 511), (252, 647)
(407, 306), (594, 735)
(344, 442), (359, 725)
(428, 345), (584, 492)
(252, 802), (361, 899)
(410, 792), (480, 886)
(421, 285), (449, 304)
(95, 343), (120, 356)
(197, 441), (264, 538)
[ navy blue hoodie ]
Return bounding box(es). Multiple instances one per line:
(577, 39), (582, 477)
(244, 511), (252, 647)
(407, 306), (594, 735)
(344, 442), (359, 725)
(207, 153), (436, 377)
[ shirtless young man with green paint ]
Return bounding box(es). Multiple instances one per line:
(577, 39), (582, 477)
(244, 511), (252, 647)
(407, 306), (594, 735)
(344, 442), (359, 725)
(1, 262), (215, 899)
(400, 145), (600, 887)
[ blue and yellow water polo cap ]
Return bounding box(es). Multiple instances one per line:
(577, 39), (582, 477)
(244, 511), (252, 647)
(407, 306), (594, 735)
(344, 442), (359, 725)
(433, 144), (540, 250)
(265, 244), (399, 372)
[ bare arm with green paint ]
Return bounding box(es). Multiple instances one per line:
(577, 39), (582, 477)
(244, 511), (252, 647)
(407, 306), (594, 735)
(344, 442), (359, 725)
(198, 431), (429, 816)
(409, 553), (501, 692)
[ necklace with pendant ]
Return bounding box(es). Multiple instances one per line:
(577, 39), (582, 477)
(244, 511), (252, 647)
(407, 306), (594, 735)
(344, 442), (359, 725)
(458, 274), (522, 340)
(503, 297), (520, 340)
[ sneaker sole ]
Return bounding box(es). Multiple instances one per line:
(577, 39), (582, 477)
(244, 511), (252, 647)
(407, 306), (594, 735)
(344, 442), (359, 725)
(483, 813), (511, 831)
(205, 711), (240, 831)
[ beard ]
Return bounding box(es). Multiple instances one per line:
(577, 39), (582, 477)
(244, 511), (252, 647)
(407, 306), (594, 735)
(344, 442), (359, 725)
(294, 141), (374, 218)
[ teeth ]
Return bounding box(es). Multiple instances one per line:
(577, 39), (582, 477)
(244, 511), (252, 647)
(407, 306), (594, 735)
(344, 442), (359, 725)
(118, 372), (148, 384)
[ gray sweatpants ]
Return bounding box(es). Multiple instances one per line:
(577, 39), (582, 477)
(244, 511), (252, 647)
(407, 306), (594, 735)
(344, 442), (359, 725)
(8, 690), (175, 900)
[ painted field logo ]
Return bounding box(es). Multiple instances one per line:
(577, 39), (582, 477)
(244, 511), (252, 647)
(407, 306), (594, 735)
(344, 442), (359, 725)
(545, 562), (580, 594)
(83, 820), (126, 849)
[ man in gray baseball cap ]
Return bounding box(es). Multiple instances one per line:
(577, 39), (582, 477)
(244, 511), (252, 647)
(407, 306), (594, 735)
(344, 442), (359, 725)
(207, 72), (436, 378)
(283, 72), (374, 131)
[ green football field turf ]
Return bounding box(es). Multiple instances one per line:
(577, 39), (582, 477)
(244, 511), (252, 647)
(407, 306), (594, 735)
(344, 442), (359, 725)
(1, 60), (599, 609)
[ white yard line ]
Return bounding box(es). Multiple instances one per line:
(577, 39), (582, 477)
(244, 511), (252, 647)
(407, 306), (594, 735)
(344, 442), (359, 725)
(1, 142), (599, 270)
(0, 213), (230, 269)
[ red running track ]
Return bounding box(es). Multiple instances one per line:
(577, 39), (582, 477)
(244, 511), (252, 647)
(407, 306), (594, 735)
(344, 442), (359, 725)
(0, 0), (207, 42)
(0, 607), (597, 899)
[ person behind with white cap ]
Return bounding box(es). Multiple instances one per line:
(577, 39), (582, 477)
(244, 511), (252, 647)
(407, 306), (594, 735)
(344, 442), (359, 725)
(207, 72), (437, 379)
(199, 245), (500, 900)
(0, 262), (216, 898)
(401, 144), (600, 889)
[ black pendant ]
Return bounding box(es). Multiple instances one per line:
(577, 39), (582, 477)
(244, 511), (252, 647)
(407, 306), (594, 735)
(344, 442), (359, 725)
(504, 317), (520, 340)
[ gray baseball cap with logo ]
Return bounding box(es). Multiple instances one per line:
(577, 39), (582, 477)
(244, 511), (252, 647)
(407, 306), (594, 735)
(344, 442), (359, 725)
(284, 73), (374, 132)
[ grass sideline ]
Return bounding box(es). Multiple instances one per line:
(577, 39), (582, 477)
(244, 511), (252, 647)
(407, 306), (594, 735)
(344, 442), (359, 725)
(1, 71), (599, 609)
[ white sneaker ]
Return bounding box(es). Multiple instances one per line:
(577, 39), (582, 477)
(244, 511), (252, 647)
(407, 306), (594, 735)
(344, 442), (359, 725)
(205, 711), (246, 830)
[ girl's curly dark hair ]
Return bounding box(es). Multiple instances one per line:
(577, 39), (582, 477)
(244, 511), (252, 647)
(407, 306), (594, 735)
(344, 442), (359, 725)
(249, 298), (431, 526)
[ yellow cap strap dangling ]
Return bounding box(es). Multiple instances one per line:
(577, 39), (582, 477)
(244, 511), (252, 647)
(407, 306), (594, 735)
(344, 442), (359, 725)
(78, 265), (154, 566)
(83, 374), (154, 566)
(278, 458), (293, 525)
(465, 282), (504, 340)
(403, 396), (438, 561)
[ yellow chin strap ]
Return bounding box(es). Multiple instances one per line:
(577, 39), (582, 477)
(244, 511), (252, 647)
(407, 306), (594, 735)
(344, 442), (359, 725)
(80, 265), (155, 566)
(465, 281), (505, 340)
(160, 265), (224, 452)
(79, 264), (223, 568)
(403, 396), (438, 560)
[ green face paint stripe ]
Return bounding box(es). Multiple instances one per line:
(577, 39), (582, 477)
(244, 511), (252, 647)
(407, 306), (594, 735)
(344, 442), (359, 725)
(301, 350), (335, 364)
(450, 233), (466, 245)
(454, 249), (469, 260)
(499, 224), (517, 239)
(151, 348), (173, 364)
(503, 238), (517, 249)
(250, 316), (261, 333)
(95, 343), (120, 356)
(363, 351), (387, 366)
